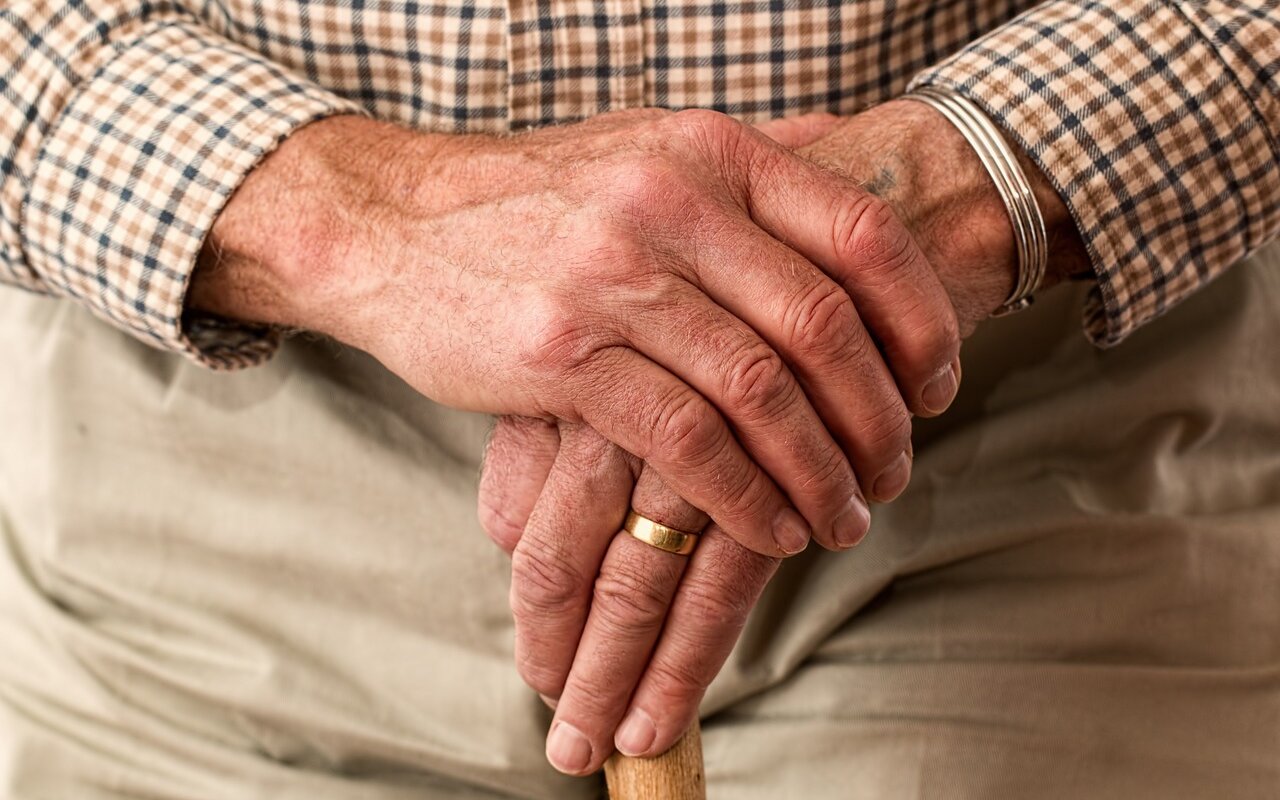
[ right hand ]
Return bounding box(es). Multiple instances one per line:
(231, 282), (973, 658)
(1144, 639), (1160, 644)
(481, 417), (774, 775)
(192, 108), (961, 556)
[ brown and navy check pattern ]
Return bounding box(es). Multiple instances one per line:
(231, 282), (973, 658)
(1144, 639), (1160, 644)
(912, 0), (1280, 347)
(2, 0), (1277, 366)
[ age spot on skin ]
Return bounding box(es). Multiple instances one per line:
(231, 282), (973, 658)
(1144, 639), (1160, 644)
(861, 165), (897, 197)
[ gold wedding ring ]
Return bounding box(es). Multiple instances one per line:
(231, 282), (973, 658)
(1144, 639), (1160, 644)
(623, 511), (700, 556)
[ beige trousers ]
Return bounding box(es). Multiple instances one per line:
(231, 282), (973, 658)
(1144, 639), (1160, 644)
(1, 245), (1278, 799)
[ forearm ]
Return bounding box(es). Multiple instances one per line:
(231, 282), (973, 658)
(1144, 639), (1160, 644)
(189, 115), (434, 349)
(193, 102), (1087, 355)
(908, 0), (1280, 346)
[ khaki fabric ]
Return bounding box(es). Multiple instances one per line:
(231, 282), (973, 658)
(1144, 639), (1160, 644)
(1, 246), (1279, 799)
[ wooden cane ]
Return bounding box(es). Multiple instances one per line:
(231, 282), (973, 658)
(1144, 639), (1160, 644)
(604, 720), (706, 799)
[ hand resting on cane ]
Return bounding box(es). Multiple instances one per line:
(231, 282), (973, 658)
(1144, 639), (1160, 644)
(479, 99), (1091, 776)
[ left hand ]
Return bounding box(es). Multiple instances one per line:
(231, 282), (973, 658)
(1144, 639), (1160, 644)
(480, 100), (1091, 776)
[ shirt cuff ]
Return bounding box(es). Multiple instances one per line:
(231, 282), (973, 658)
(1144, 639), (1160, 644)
(908, 0), (1280, 347)
(21, 19), (365, 369)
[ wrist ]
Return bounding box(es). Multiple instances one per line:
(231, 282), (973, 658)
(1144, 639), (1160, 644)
(801, 99), (1090, 335)
(188, 114), (445, 349)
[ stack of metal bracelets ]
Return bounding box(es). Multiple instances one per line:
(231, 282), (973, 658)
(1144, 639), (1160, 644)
(902, 86), (1049, 316)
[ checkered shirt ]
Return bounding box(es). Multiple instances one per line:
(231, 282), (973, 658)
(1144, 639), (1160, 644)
(2, 0), (1277, 367)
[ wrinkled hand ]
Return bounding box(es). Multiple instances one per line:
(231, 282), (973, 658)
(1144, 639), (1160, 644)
(481, 417), (776, 776)
(480, 101), (1091, 776)
(473, 116), (855, 776)
(193, 107), (965, 560)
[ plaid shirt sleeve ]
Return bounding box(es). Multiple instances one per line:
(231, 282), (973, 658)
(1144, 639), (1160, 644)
(910, 0), (1280, 347)
(5, 2), (1277, 365)
(1, 2), (363, 368)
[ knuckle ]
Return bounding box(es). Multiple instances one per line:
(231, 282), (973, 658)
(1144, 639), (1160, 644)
(864, 275), (961, 380)
(676, 580), (752, 630)
(733, 470), (778, 519)
(600, 163), (709, 246)
(518, 294), (603, 376)
(670, 109), (756, 176)
(510, 546), (588, 619)
(559, 422), (621, 471)
(592, 568), (671, 630)
(625, 270), (697, 317)
(833, 195), (916, 276)
(786, 282), (859, 358)
(671, 108), (741, 142)
(653, 390), (726, 468)
(794, 446), (853, 497)
(607, 158), (680, 214)
(489, 415), (558, 457)
(716, 539), (781, 587)
(646, 654), (712, 701)
(710, 462), (774, 528)
(841, 326), (877, 370)
(671, 442), (770, 531)
(720, 344), (794, 422)
(854, 399), (913, 458)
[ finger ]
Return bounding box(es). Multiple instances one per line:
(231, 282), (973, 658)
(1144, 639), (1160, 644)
(670, 220), (913, 512)
(675, 111), (961, 421)
(752, 112), (842, 148)
(626, 467), (708, 535)
(478, 416), (561, 554)
(615, 525), (779, 757)
(510, 425), (638, 699)
(545, 468), (704, 776)
(565, 346), (811, 558)
(740, 131), (963, 419)
(613, 273), (872, 550)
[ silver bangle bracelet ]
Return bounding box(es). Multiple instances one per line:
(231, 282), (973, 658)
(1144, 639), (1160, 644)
(902, 86), (1048, 316)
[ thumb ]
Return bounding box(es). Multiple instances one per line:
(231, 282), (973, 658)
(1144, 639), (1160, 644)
(752, 112), (843, 148)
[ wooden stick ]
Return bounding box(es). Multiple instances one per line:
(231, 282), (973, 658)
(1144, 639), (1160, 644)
(604, 720), (706, 799)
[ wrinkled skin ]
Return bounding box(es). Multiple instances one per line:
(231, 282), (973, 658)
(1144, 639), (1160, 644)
(477, 102), (1088, 775)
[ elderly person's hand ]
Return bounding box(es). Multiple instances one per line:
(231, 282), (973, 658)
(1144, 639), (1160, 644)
(481, 99), (1091, 776)
(483, 418), (760, 776)
(192, 108), (963, 559)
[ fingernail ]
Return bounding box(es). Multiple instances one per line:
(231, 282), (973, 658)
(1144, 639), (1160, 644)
(921, 360), (960, 415)
(872, 450), (912, 502)
(615, 708), (657, 757)
(772, 508), (811, 555)
(546, 721), (593, 774)
(539, 693), (559, 710)
(832, 494), (871, 549)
